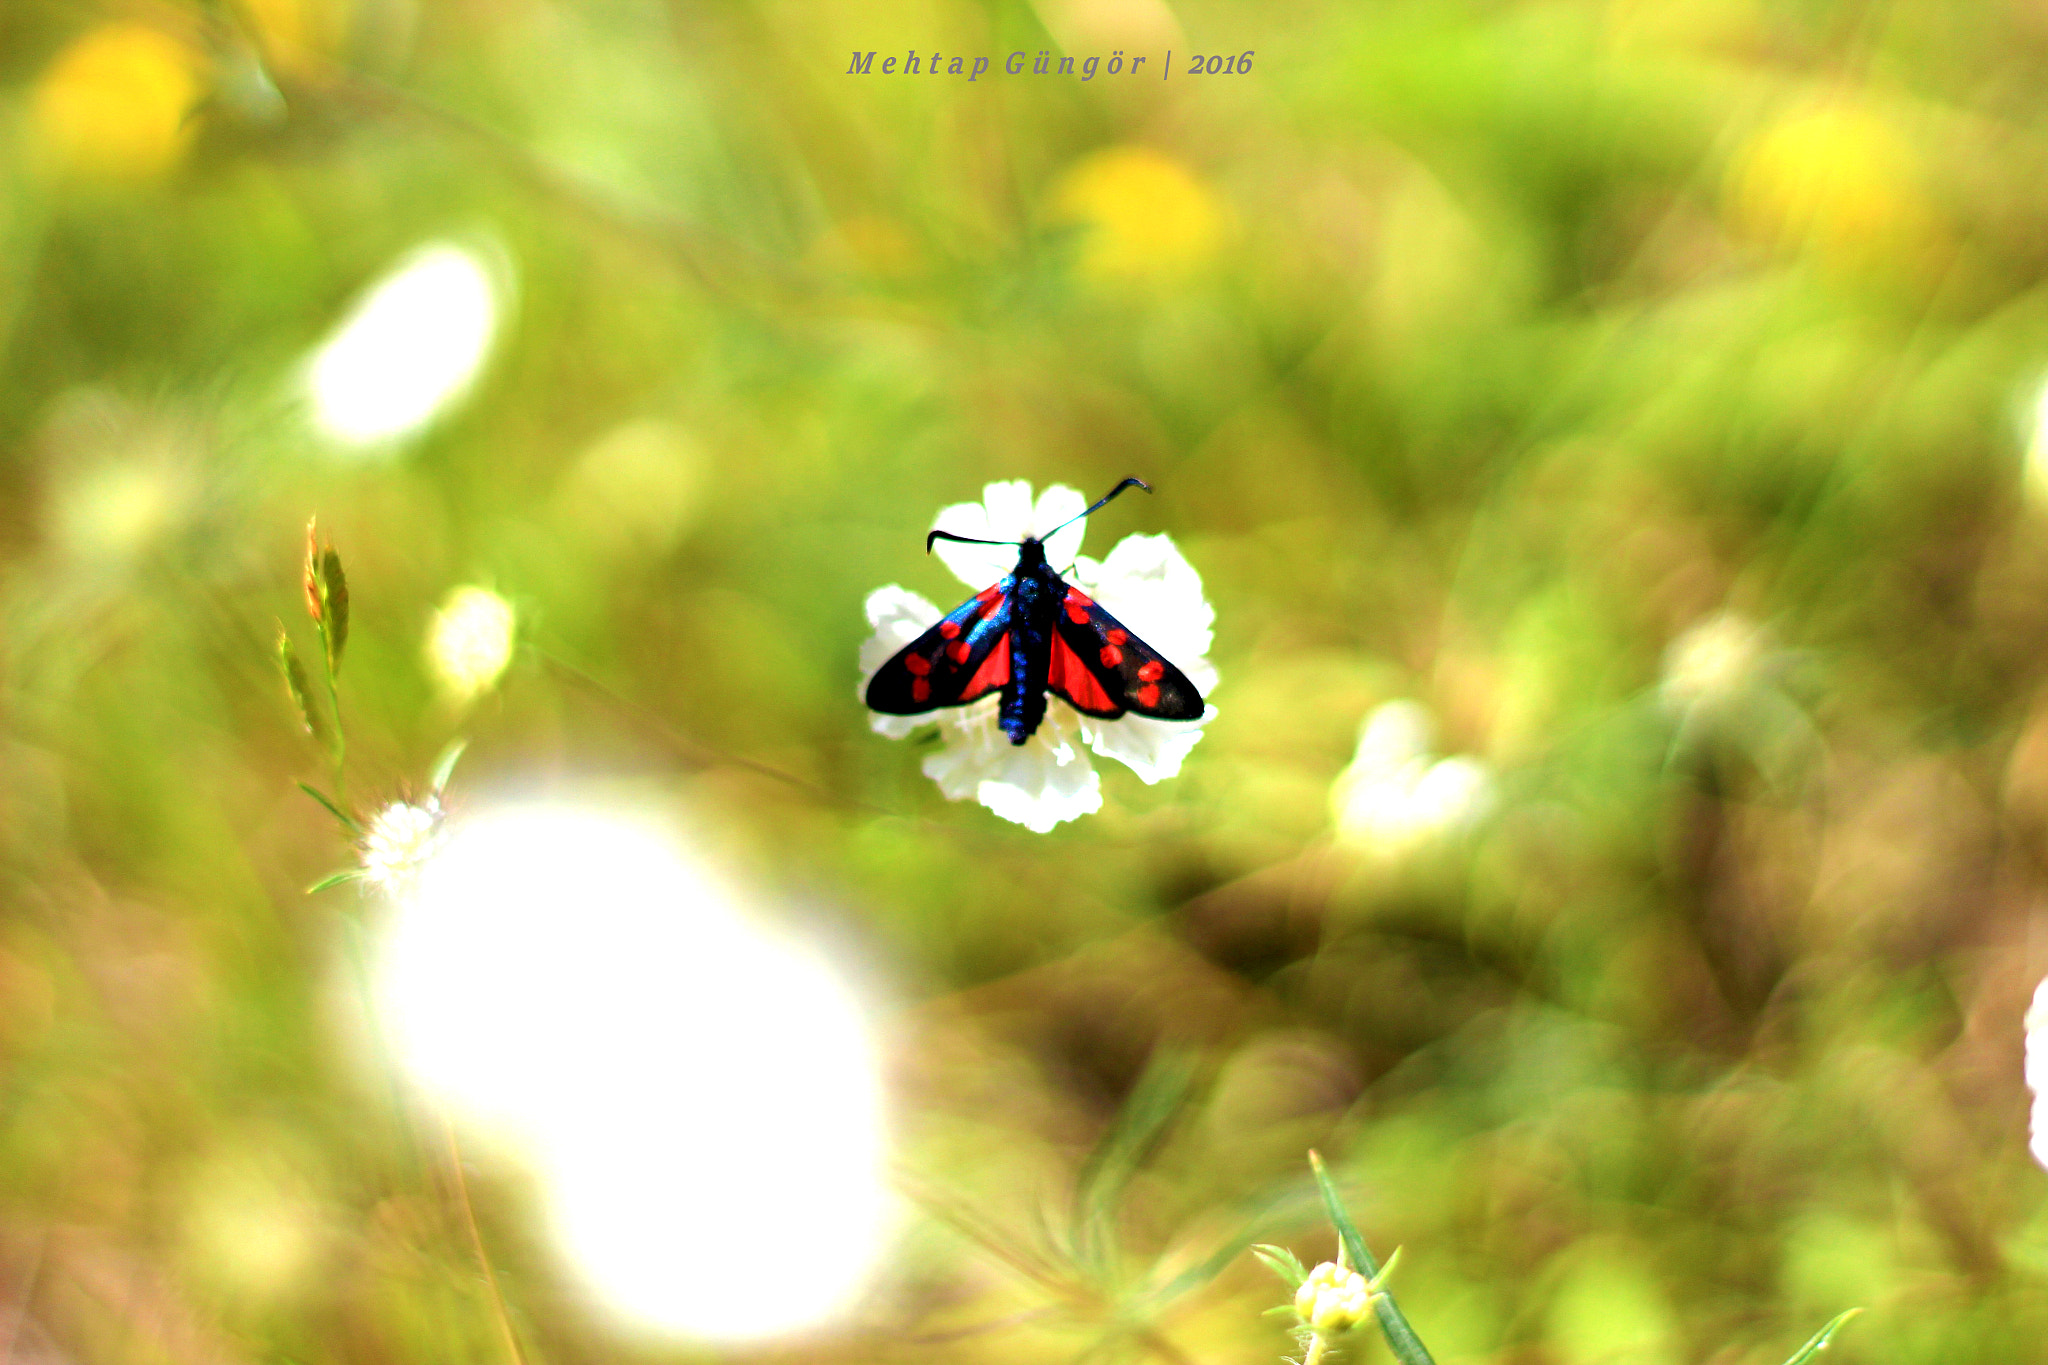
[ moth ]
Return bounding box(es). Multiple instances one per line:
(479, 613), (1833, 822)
(865, 478), (1206, 745)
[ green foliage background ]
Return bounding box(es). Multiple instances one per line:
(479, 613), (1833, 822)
(4, 0), (2048, 1360)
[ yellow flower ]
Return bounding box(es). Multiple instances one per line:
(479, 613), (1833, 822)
(31, 23), (206, 181)
(1727, 102), (1936, 269)
(1049, 146), (1223, 280)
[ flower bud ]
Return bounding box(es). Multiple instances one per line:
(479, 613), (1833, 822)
(303, 518), (324, 624)
(1294, 1261), (1375, 1335)
(277, 626), (325, 745)
(320, 547), (349, 674)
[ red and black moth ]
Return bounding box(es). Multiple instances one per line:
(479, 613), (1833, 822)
(865, 478), (1206, 745)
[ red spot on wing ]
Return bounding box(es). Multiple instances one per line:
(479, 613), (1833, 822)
(976, 585), (1002, 605)
(1136, 682), (1160, 709)
(1063, 585), (1093, 624)
(1137, 660), (1164, 682)
(911, 678), (931, 702)
(1049, 632), (1117, 714)
(1106, 628), (1127, 645)
(939, 620), (962, 639)
(959, 633), (1012, 701)
(1099, 644), (1124, 667)
(905, 654), (931, 677)
(947, 639), (971, 664)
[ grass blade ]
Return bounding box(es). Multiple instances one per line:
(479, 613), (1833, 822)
(1252, 1244), (1310, 1289)
(1071, 1050), (1198, 1276)
(1780, 1309), (1861, 1365)
(1143, 1182), (1323, 1310)
(429, 738), (469, 796)
(277, 627), (327, 747)
(297, 781), (359, 833)
(1308, 1151), (1436, 1365)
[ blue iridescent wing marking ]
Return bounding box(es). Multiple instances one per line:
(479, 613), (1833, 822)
(864, 580), (1014, 714)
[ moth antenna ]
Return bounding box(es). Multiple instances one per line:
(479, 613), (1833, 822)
(927, 529), (1023, 554)
(1045, 477), (1151, 539)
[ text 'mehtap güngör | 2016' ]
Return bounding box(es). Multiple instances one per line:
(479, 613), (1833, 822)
(846, 49), (1254, 81)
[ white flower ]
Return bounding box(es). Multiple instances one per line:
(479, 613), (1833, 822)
(1658, 612), (1823, 786)
(858, 481), (1217, 832)
(2028, 976), (2048, 1172)
(1660, 613), (1767, 716)
(1331, 700), (1494, 853)
(358, 798), (447, 894)
(426, 586), (516, 703)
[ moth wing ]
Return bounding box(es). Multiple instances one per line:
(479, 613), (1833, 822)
(864, 582), (1013, 715)
(1048, 584), (1205, 721)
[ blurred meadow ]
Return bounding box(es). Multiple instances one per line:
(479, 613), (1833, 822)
(10, 0), (2048, 1359)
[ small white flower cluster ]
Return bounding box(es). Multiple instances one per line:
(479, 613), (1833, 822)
(358, 798), (447, 895)
(1660, 612), (1767, 717)
(426, 586), (516, 704)
(1330, 700), (1493, 853)
(859, 481), (1217, 832)
(1657, 611), (1821, 784)
(1294, 1260), (1376, 1335)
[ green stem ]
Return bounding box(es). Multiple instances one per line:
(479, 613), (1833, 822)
(317, 619), (346, 798)
(1303, 1333), (1328, 1365)
(445, 1114), (527, 1365)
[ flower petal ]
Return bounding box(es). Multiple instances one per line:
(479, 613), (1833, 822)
(1032, 484), (1090, 571)
(859, 585), (942, 738)
(980, 480), (1038, 540)
(1351, 700), (1435, 773)
(920, 699), (1007, 798)
(921, 699), (1102, 831)
(1082, 706), (1215, 784)
(928, 482), (1031, 588)
(979, 757), (1102, 832)
(2027, 976), (2048, 1098)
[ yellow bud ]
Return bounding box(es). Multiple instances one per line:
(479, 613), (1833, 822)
(1295, 1261), (1375, 1334)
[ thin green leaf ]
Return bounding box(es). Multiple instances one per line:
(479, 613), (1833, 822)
(1252, 1244), (1310, 1289)
(320, 547), (348, 675)
(306, 869), (364, 894)
(1141, 1181), (1324, 1309)
(1780, 1309), (1862, 1365)
(1071, 1049), (1199, 1277)
(297, 781), (359, 833)
(1309, 1151), (1436, 1365)
(277, 627), (327, 747)
(428, 738), (469, 796)
(896, 1174), (1080, 1299)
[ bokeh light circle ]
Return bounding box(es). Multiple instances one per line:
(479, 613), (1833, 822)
(373, 805), (892, 1342)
